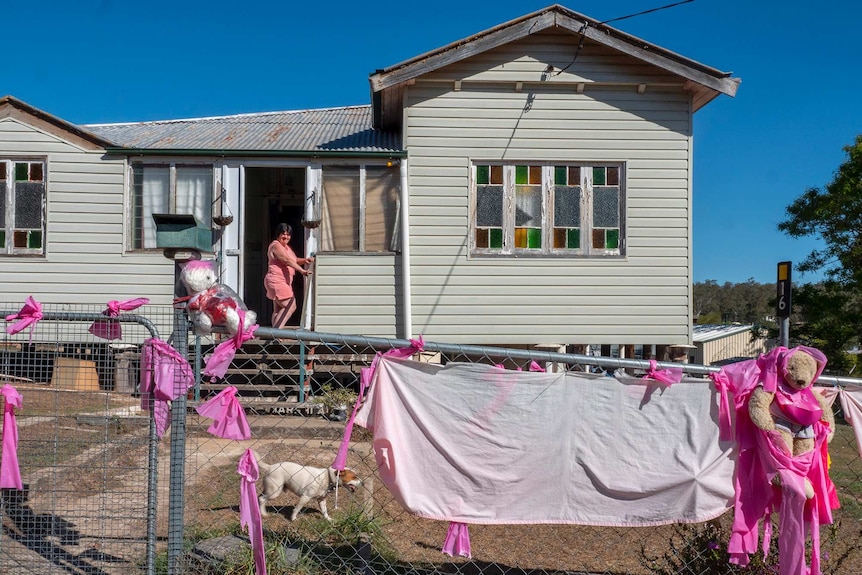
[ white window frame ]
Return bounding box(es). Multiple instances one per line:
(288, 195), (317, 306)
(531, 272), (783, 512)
(469, 161), (625, 257)
(0, 157), (47, 256)
(128, 161), (215, 251)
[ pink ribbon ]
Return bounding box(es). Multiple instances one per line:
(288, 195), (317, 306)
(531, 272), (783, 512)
(195, 386), (251, 440)
(492, 360), (545, 372)
(88, 297), (150, 340)
(237, 449), (267, 575)
(442, 522), (471, 558)
(709, 371), (734, 441)
(140, 338), (196, 438)
(333, 336), (425, 471)
(6, 296), (42, 343)
(203, 309), (258, 380)
(642, 359), (683, 386)
(0, 384), (23, 490)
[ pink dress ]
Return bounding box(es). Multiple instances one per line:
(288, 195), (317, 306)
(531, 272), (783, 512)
(264, 240), (296, 301)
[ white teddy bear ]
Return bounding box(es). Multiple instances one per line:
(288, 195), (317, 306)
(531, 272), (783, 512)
(179, 260), (257, 336)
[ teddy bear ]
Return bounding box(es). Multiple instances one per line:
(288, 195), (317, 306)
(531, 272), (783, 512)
(748, 347), (834, 498)
(179, 260), (257, 337)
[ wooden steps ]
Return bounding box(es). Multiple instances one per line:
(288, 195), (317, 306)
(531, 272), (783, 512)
(189, 337), (373, 413)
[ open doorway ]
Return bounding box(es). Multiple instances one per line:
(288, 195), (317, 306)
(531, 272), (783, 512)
(243, 166), (307, 327)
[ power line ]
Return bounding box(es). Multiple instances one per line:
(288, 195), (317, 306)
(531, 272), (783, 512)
(600, 0), (697, 25)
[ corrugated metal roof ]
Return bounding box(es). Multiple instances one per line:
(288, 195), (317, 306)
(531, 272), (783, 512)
(692, 324), (754, 343)
(82, 105), (401, 153)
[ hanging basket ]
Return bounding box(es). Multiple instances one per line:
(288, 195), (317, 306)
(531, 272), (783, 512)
(213, 214), (234, 227)
(212, 201), (234, 227)
(301, 218), (321, 229)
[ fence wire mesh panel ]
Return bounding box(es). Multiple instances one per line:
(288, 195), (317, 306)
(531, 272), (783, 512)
(177, 327), (862, 575)
(0, 304), (172, 575)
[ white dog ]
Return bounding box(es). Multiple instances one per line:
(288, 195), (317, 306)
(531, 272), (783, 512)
(254, 453), (362, 521)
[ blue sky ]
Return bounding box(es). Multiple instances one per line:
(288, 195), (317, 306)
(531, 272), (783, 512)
(5, 0), (859, 285)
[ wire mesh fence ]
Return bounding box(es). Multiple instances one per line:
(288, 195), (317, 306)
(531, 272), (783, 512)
(1, 306), (861, 575)
(0, 304), (170, 575)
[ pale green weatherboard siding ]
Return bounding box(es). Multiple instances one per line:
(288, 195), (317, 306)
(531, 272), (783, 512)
(0, 118), (176, 305)
(314, 253), (400, 337)
(402, 32), (693, 345)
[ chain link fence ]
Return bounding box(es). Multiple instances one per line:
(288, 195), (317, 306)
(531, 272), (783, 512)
(1, 305), (861, 575)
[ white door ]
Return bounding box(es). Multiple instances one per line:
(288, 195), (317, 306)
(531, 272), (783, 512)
(220, 163), (243, 295)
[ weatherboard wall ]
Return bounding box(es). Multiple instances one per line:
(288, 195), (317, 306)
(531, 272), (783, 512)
(313, 253), (400, 337)
(0, 117), (175, 305)
(401, 32), (694, 345)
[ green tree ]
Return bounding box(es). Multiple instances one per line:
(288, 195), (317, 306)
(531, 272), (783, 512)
(778, 135), (862, 286)
(777, 135), (862, 373)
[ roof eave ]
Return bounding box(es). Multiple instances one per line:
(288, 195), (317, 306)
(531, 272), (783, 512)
(105, 147), (407, 158)
(0, 95), (118, 149)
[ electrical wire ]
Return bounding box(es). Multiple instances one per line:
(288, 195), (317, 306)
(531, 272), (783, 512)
(553, 0), (698, 76)
(600, 0), (696, 25)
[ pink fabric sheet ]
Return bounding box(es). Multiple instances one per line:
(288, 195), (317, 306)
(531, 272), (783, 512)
(719, 351), (837, 575)
(88, 297), (150, 340)
(195, 386), (251, 440)
(203, 309), (257, 380)
(5, 296), (42, 343)
(238, 449), (267, 575)
(355, 356), (735, 526)
(0, 384), (23, 489)
(140, 338), (196, 438)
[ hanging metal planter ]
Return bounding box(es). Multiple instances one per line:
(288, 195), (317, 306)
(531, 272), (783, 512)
(212, 199), (234, 227)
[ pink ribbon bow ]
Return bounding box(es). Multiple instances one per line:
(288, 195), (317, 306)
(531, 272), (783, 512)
(203, 309), (258, 381)
(88, 297), (150, 340)
(442, 522), (472, 558)
(140, 338), (196, 438)
(238, 449), (267, 575)
(642, 359), (683, 386)
(334, 336), (425, 471)
(6, 296), (43, 343)
(0, 384), (23, 490)
(195, 386), (251, 440)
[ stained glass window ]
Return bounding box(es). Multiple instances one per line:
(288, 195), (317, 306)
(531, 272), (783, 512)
(0, 159), (46, 255)
(472, 162), (622, 256)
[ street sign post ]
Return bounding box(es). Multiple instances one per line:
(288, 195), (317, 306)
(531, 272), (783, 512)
(777, 261), (792, 347)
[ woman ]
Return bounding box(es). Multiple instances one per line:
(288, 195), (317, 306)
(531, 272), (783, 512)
(264, 223), (314, 328)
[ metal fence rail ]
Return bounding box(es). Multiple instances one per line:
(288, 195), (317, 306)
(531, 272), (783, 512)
(2, 309), (861, 575)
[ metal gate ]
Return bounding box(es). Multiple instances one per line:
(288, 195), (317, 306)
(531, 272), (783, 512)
(0, 304), (169, 575)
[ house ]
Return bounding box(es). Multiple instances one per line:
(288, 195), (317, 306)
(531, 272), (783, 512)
(0, 4), (739, 352)
(691, 324), (769, 366)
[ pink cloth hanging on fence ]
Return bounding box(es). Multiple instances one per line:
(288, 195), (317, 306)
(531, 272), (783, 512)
(203, 309), (257, 380)
(837, 384), (862, 461)
(195, 386), (251, 440)
(332, 336), (425, 472)
(719, 349), (836, 575)
(642, 360), (683, 386)
(5, 296), (42, 343)
(140, 338), (195, 438)
(0, 384), (23, 490)
(88, 298), (150, 340)
(355, 355), (734, 526)
(238, 448), (267, 575)
(442, 522), (471, 558)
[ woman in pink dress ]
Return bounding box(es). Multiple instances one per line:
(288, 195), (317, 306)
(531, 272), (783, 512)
(264, 223), (313, 328)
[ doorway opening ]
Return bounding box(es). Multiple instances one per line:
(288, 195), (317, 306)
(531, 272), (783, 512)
(243, 166), (307, 327)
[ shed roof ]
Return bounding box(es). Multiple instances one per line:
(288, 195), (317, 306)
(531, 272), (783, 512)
(369, 4), (740, 129)
(692, 324), (755, 343)
(83, 105), (402, 156)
